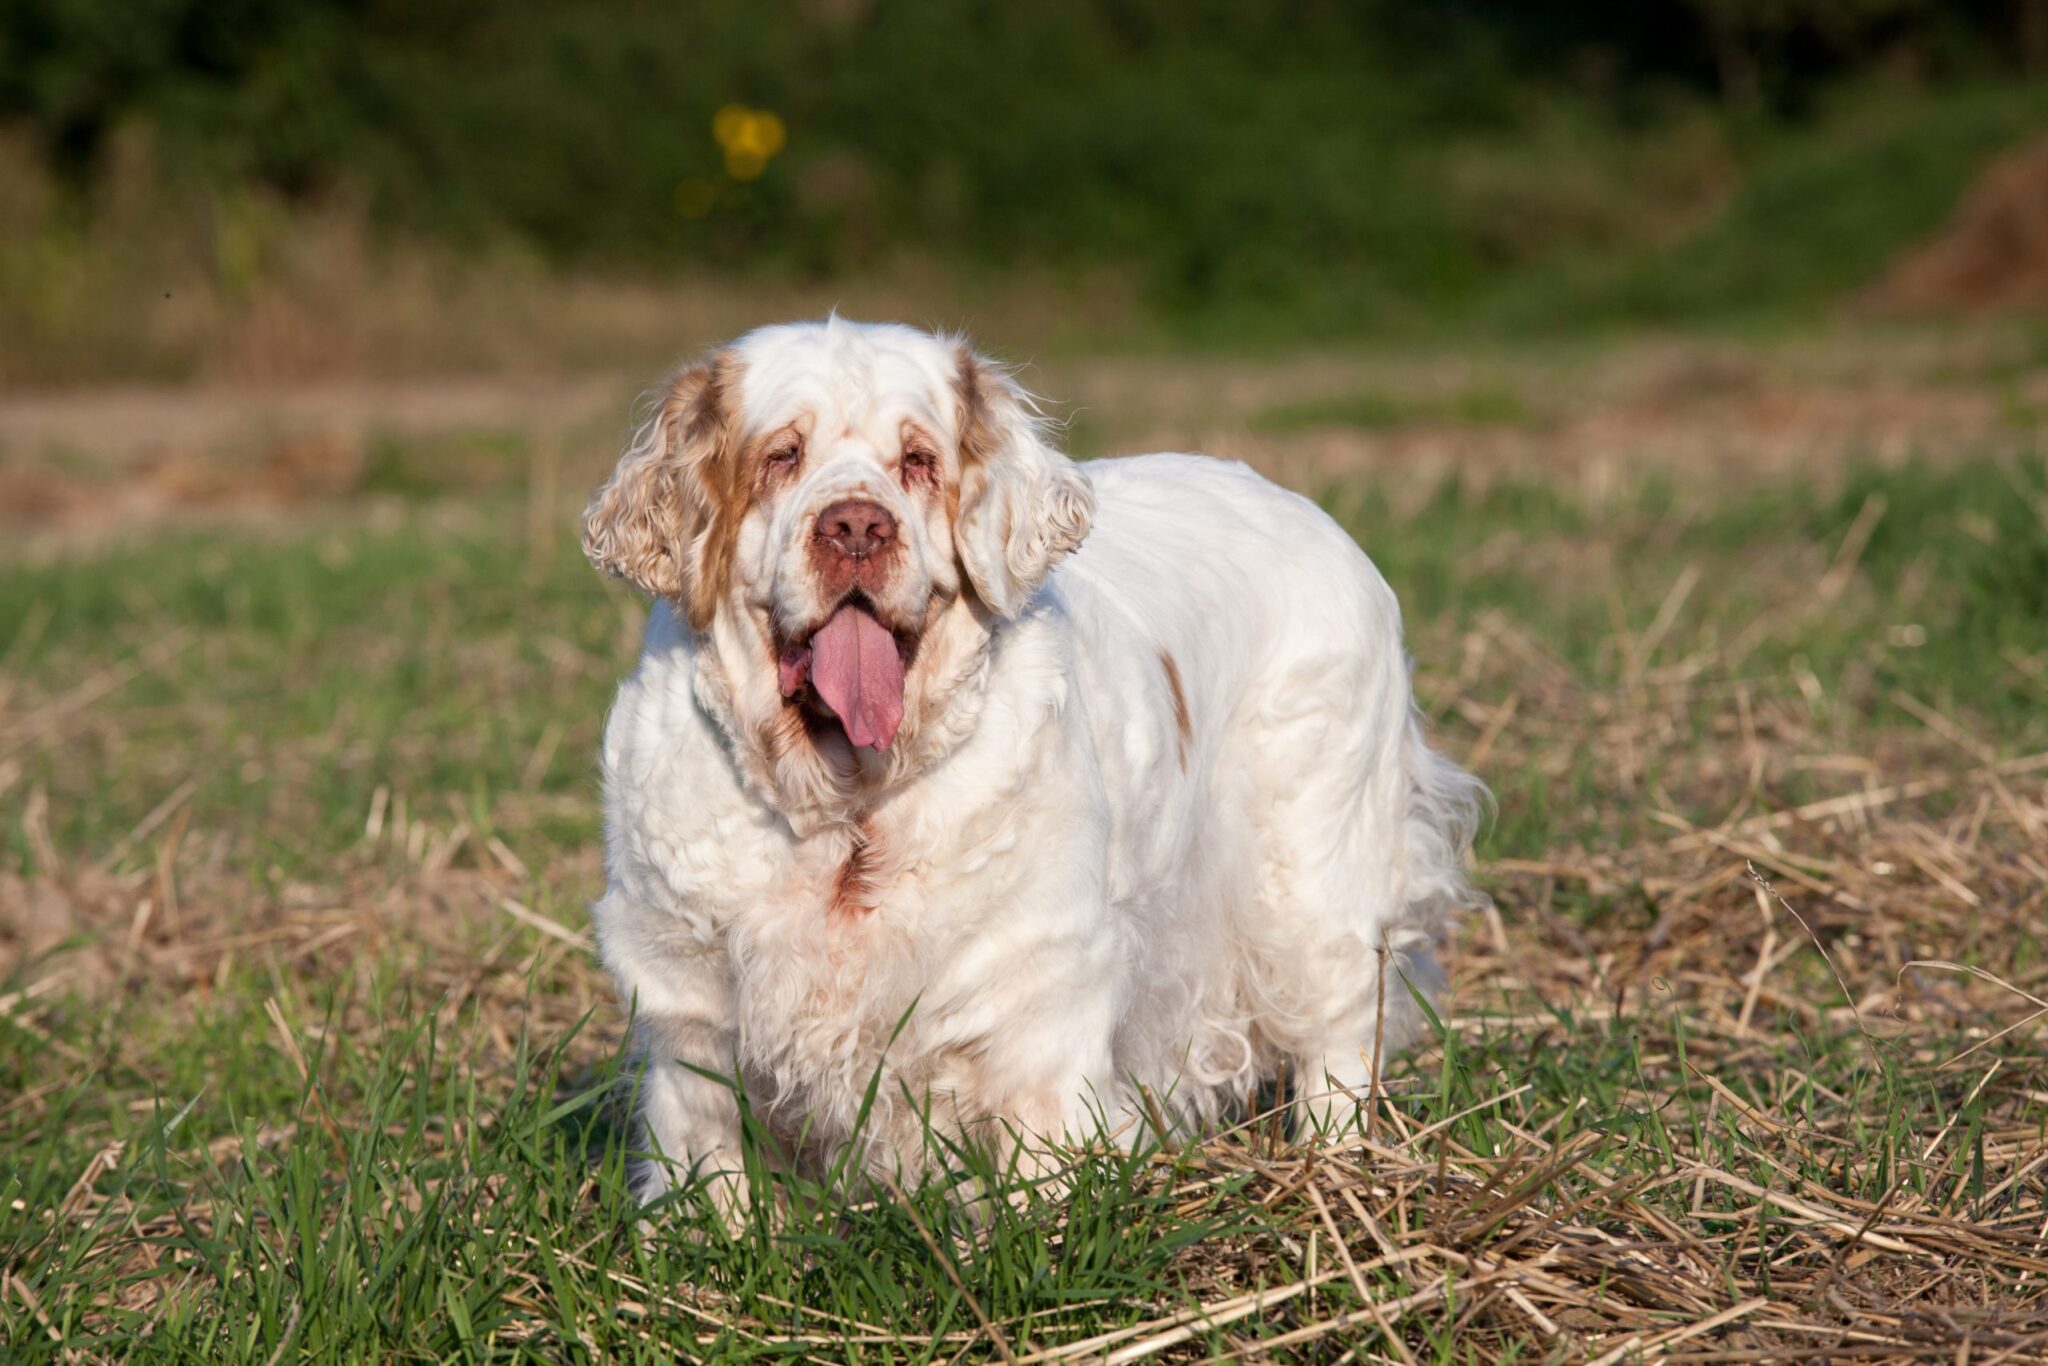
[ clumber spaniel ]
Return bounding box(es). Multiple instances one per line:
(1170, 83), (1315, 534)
(583, 319), (1483, 1213)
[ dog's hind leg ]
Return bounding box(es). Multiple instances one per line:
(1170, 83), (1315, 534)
(1235, 637), (1484, 1137)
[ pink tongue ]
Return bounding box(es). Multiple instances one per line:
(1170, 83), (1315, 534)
(808, 604), (905, 750)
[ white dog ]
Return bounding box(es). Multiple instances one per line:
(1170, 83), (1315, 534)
(583, 318), (1483, 1212)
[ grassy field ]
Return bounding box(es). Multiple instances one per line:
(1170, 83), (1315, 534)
(4, 329), (2048, 1360)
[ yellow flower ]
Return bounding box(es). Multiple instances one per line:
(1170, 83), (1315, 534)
(713, 105), (787, 182)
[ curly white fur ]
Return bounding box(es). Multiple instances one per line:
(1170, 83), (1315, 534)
(584, 319), (1485, 1211)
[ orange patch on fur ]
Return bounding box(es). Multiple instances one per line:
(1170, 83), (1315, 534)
(681, 354), (746, 633)
(1160, 651), (1191, 772)
(952, 348), (997, 476)
(830, 819), (880, 917)
(761, 706), (808, 762)
(950, 347), (1011, 614)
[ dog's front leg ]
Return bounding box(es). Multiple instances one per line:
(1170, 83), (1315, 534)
(630, 1013), (748, 1216)
(602, 922), (751, 1229)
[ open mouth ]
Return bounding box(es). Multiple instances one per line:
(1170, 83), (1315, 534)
(776, 593), (917, 751)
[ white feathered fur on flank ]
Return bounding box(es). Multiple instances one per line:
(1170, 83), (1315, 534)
(583, 318), (1485, 1212)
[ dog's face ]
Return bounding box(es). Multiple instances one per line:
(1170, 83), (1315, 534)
(583, 320), (1093, 759)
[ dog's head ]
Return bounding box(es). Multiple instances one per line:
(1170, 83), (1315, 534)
(584, 319), (1093, 764)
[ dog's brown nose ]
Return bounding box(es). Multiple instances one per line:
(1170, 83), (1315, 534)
(815, 500), (896, 558)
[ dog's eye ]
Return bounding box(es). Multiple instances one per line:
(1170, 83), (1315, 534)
(765, 439), (801, 468)
(902, 447), (935, 472)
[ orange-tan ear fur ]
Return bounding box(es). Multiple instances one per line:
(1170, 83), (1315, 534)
(582, 354), (740, 631)
(953, 348), (1094, 618)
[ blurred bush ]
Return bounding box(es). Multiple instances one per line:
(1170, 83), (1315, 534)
(2, 0), (2045, 343)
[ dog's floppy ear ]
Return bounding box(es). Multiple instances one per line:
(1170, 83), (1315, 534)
(952, 348), (1095, 618)
(582, 354), (740, 631)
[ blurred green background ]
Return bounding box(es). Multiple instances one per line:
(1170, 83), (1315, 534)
(4, 0), (2047, 387)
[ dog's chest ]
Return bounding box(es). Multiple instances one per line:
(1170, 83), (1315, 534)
(719, 822), (939, 1096)
(708, 816), (916, 926)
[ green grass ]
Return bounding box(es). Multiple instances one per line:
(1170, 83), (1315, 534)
(1252, 382), (1531, 434)
(4, 447), (2047, 1359)
(5, 992), (1244, 1359)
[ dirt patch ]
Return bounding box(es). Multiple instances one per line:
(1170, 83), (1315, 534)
(2, 327), (2044, 545)
(1870, 133), (2048, 314)
(0, 375), (630, 545)
(0, 433), (368, 528)
(1061, 330), (2044, 502)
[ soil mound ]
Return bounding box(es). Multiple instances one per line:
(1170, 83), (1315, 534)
(1870, 134), (2048, 314)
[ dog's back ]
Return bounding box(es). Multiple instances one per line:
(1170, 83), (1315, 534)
(1053, 453), (1484, 1129)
